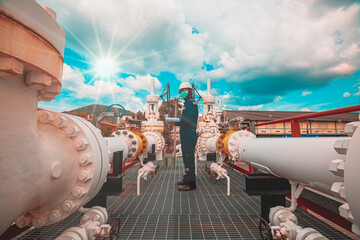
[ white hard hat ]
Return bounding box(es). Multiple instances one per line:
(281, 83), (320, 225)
(179, 82), (192, 92)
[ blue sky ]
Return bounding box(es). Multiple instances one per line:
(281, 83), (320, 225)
(36, 0), (360, 113)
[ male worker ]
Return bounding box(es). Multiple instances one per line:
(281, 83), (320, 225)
(175, 82), (199, 191)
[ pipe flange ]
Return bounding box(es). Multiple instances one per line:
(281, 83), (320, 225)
(143, 131), (164, 154)
(130, 130), (148, 161)
(111, 130), (141, 161)
(197, 132), (219, 155)
(18, 110), (105, 228)
(342, 121), (360, 228)
(227, 130), (256, 160)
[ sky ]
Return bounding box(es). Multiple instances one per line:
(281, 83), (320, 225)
(36, 0), (360, 113)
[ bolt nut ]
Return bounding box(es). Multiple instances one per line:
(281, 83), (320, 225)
(66, 126), (80, 138)
(72, 187), (85, 198)
(122, 131), (127, 135)
(129, 134), (134, 139)
(132, 140), (137, 145)
(78, 171), (92, 182)
(75, 139), (89, 151)
(329, 159), (345, 177)
(16, 215), (31, 228)
(345, 122), (360, 137)
(39, 111), (54, 124)
(79, 154), (92, 165)
(331, 182), (346, 199)
(32, 217), (45, 228)
(334, 139), (350, 155)
(115, 130), (121, 135)
(339, 203), (353, 221)
(54, 116), (67, 128)
(49, 212), (60, 222)
(62, 202), (73, 212)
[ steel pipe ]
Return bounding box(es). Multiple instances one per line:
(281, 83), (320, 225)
(239, 137), (347, 195)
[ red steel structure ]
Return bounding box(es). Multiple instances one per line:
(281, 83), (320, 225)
(255, 104), (360, 137)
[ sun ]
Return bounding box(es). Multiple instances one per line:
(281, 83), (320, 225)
(94, 57), (115, 78)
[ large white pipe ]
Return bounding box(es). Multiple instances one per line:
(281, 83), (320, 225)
(0, 78), (111, 233)
(239, 137), (346, 195)
(206, 136), (218, 153)
(105, 137), (129, 164)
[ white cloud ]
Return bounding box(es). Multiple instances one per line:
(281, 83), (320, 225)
(300, 107), (311, 111)
(119, 74), (162, 92)
(60, 64), (145, 111)
(38, 0), (206, 76)
(274, 96), (284, 102)
(238, 104), (263, 110)
(37, 0), (360, 107)
(61, 63), (86, 91)
(182, 0), (360, 92)
(301, 91), (312, 96)
(343, 92), (351, 97)
(38, 1), (360, 80)
(62, 64), (134, 99)
(355, 87), (360, 96)
(77, 80), (133, 99)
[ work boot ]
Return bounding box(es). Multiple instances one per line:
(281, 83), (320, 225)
(176, 180), (186, 185)
(178, 185), (196, 191)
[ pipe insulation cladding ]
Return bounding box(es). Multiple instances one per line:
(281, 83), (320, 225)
(239, 137), (347, 195)
(105, 137), (129, 164)
(237, 128), (360, 234)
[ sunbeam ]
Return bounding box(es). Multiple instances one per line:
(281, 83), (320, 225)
(90, 13), (104, 58)
(60, 22), (98, 60)
(112, 16), (156, 60)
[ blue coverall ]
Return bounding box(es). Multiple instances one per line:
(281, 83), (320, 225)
(175, 98), (198, 189)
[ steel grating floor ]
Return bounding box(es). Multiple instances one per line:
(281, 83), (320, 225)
(18, 159), (352, 239)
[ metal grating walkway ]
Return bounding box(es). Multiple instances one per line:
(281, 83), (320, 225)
(19, 159), (351, 239)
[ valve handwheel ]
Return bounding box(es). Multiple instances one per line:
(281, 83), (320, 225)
(258, 218), (273, 240)
(107, 104), (126, 117)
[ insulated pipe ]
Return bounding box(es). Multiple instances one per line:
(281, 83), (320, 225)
(239, 137), (347, 195)
(144, 134), (156, 154)
(206, 136), (218, 153)
(105, 137), (129, 164)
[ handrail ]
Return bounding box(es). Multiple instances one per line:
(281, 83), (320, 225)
(256, 104), (360, 126)
(254, 104), (360, 137)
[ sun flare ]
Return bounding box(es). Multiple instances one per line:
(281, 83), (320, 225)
(94, 57), (115, 78)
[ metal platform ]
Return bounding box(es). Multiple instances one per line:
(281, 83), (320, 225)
(18, 160), (351, 239)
